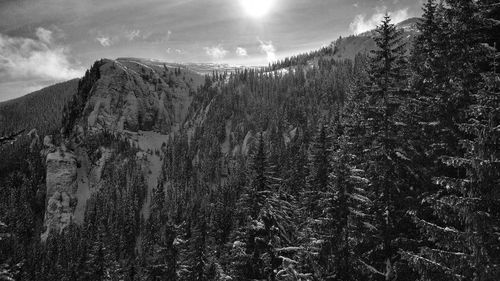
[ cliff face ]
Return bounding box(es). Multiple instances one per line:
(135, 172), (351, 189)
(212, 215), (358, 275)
(41, 58), (203, 238)
(42, 149), (78, 240)
(84, 59), (175, 134)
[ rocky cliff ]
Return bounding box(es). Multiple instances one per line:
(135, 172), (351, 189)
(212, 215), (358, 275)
(41, 58), (204, 238)
(41, 148), (78, 240)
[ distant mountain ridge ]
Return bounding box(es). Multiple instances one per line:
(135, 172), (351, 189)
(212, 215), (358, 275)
(117, 57), (256, 75)
(0, 17), (422, 137)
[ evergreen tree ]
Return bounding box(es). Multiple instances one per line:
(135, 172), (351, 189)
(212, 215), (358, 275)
(304, 123), (331, 218)
(231, 133), (294, 280)
(317, 106), (373, 281)
(411, 0), (441, 91)
(188, 209), (209, 281)
(404, 32), (500, 281)
(361, 14), (413, 280)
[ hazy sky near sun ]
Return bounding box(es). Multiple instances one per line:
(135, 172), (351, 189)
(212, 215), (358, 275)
(0, 0), (424, 101)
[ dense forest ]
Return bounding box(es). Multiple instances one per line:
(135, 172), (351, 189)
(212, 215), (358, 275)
(1, 0), (499, 280)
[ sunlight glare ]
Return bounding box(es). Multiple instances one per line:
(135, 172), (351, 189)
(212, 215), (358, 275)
(240, 0), (275, 18)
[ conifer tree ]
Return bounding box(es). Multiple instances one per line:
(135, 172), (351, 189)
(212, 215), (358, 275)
(231, 133), (294, 280)
(361, 14), (413, 280)
(188, 206), (209, 281)
(411, 0), (441, 91)
(304, 123), (331, 218)
(317, 107), (373, 281)
(404, 30), (500, 281)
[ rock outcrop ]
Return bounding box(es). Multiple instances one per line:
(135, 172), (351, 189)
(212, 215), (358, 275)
(41, 57), (203, 238)
(85, 59), (177, 134)
(41, 148), (78, 240)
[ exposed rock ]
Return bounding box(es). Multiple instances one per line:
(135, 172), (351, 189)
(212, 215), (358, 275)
(28, 129), (40, 151)
(43, 135), (54, 148)
(242, 131), (254, 156)
(73, 148), (91, 225)
(41, 148), (78, 240)
(84, 59), (175, 134)
(283, 127), (298, 146)
(39, 57), (204, 240)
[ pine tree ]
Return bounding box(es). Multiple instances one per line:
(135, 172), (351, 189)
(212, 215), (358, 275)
(402, 1), (500, 280)
(231, 133), (294, 280)
(404, 35), (500, 281)
(360, 14), (413, 280)
(85, 241), (108, 281)
(145, 223), (182, 281)
(411, 0), (441, 91)
(188, 209), (209, 281)
(304, 123), (331, 218)
(317, 106), (373, 281)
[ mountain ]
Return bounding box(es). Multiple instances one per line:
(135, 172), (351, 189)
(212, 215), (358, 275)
(117, 57), (253, 75)
(264, 17), (420, 73)
(0, 16), (423, 237)
(38, 57), (209, 238)
(2, 2), (499, 279)
(1, 18), (423, 240)
(331, 17), (420, 60)
(0, 17), (421, 140)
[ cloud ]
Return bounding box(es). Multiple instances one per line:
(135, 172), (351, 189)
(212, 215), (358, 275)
(96, 36), (112, 47)
(258, 39), (277, 62)
(204, 44), (228, 60)
(140, 30), (172, 44)
(35, 27), (53, 44)
(125, 29), (141, 41)
(166, 48), (183, 54)
(349, 7), (410, 34)
(236, 47), (248, 57)
(0, 27), (83, 84)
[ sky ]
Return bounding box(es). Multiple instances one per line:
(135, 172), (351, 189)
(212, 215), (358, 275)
(0, 0), (424, 102)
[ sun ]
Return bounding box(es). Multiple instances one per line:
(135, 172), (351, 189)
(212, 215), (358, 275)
(240, 0), (274, 18)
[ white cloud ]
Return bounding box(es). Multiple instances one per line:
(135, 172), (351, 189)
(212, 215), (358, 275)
(204, 44), (228, 60)
(236, 47), (248, 57)
(0, 28), (83, 84)
(349, 7), (410, 34)
(125, 29), (141, 41)
(96, 36), (112, 47)
(258, 39), (277, 62)
(35, 27), (53, 44)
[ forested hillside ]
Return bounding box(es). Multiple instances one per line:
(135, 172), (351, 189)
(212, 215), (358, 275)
(0, 79), (79, 180)
(0, 79), (79, 136)
(1, 0), (499, 281)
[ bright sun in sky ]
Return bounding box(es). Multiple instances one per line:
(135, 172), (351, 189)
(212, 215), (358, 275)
(240, 0), (275, 18)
